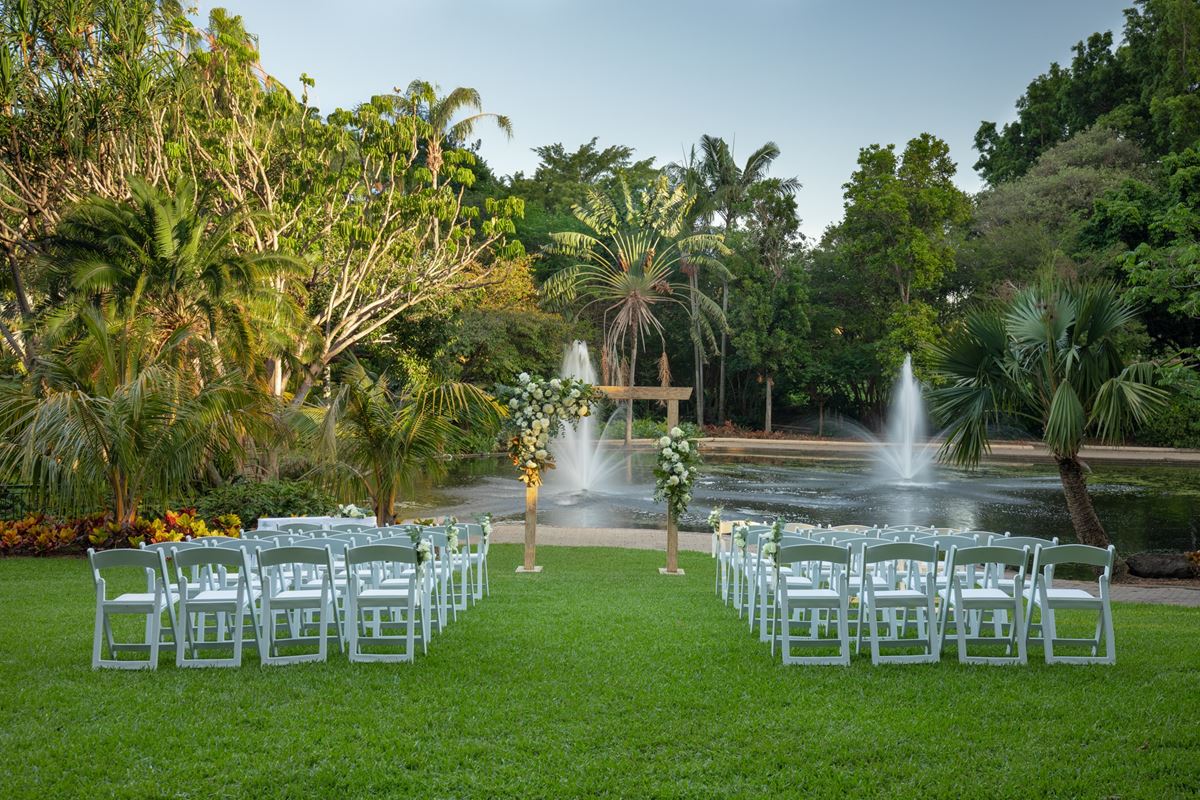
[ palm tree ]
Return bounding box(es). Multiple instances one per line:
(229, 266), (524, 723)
(0, 309), (260, 524)
(545, 175), (727, 443)
(49, 177), (304, 376)
(698, 136), (798, 424)
(928, 281), (1168, 559)
(397, 80), (513, 189)
(302, 361), (505, 525)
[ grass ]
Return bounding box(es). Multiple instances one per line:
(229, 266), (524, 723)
(1, 545), (1198, 799)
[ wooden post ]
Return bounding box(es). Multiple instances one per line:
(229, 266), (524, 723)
(520, 483), (540, 572)
(660, 510), (684, 575)
(666, 399), (679, 431)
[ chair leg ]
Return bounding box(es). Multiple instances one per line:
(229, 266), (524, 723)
(92, 604), (105, 669)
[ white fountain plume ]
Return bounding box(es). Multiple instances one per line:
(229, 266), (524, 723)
(545, 341), (623, 494)
(873, 353), (935, 483)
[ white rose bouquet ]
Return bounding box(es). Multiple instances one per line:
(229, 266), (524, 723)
(478, 513), (492, 544)
(496, 372), (597, 487)
(732, 521), (749, 553)
(652, 426), (702, 522)
(337, 503), (369, 519)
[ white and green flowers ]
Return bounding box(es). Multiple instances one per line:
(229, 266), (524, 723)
(707, 506), (724, 557)
(337, 503), (369, 519)
(478, 513), (492, 544)
(497, 373), (596, 487)
(760, 518), (785, 558)
(653, 426), (702, 521)
(732, 521), (749, 553)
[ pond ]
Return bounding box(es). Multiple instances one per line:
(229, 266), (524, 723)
(405, 454), (1200, 554)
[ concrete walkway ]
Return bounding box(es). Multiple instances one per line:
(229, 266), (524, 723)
(491, 524), (1200, 608)
(599, 437), (1200, 467)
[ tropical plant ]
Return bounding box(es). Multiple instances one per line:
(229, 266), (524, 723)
(193, 479), (337, 529)
(929, 281), (1169, 559)
(545, 175), (728, 442)
(0, 309), (261, 524)
(697, 136), (797, 423)
(397, 79), (513, 189)
(302, 361), (505, 524)
(49, 177), (303, 372)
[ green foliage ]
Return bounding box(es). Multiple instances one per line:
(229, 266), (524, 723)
(929, 281), (1170, 466)
(436, 310), (589, 387)
(299, 361), (505, 524)
(1137, 356), (1200, 447)
(193, 480), (336, 529)
(975, 2), (1200, 184)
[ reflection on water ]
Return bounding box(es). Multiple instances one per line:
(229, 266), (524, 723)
(409, 454), (1200, 553)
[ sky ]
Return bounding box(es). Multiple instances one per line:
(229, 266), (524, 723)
(194, 0), (1131, 239)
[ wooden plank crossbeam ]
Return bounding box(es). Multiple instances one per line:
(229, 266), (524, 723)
(596, 386), (693, 432)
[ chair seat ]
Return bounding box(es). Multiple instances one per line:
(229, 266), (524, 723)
(379, 578), (417, 590)
(357, 588), (414, 602)
(783, 588), (842, 606)
(1025, 586), (1102, 608)
(191, 588), (259, 604)
(871, 589), (928, 604)
(107, 592), (172, 609)
(951, 588), (1011, 606)
(271, 589), (329, 606)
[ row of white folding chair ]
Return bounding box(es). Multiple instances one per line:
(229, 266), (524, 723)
(89, 539), (433, 668)
(763, 540), (1115, 666)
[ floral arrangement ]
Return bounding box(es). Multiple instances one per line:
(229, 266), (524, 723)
(760, 519), (785, 559)
(732, 521), (749, 553)
(415, 539), (433, 565)
(707, 506), (723, 557)
(479, 513), (492, 544)
(652, 426), (702, 521)
(337, 503), (370, 519)
(496, 372), (596, 487)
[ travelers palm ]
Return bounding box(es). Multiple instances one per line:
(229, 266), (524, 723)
(929, 281), (1168, 555)
(545, 176), (727, 442)
(305, 362), (505, 525)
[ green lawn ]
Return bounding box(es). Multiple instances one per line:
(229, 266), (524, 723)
(1, 545), (1197, 799)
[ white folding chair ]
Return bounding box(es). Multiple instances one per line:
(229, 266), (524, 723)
(87, 547), (178, 670)
(939, 545), (1029, 665)
(277, 521), (326, 535)
(345, 543), (428, 662)
(256, 545), (342, 665)
(771, 543), (852, 666)
(858, 542), (939, 664)
(172, 546), (262, 667)
(1024, 544), (1116, 665)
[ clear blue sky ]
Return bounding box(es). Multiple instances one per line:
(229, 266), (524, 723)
(195, 0), (1130, 238)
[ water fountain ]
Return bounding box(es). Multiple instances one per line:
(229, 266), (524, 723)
(872, 353), (936, 483)
(544, 341), (623, 495)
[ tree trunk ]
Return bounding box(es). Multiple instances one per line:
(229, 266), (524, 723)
(624, 344), (637, 446)
(1056, 455), (1127, 578)
(718, 278), (728, 423)
(690, 271), (705, 427)
(764, 375), (773, 434)
(817, 397), (825, 437)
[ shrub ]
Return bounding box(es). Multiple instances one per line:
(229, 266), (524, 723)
(1137, 362), (1200, 449)
(194, 480), (336, 528)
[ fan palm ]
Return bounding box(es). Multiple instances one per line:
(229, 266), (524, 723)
(545, 175), (727, 443)
(398, 79), (512, 189)
(0, 309), (261, 524)
(928, 281), (1168, 556)
(698, 136), (798, 423)
(50, 176), (304, 375)
(302, 361), (505, 525)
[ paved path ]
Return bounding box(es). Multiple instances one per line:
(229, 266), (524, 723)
(491, 524), (1200, 608)
(596, 437), (1200, 466)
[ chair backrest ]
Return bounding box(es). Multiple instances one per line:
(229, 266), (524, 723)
(776, 543), (851, 569)
(139, 540), (204, 555)
(916, 534), (978, 552)
(196, 535), (241, 546)
(328, 522), (373, 533)
(779, 534), (821, 547)
(214, 538), (275, 553)
(953, 530), (1000, 545)
(172, 544), (251, 573)
(947, 544), (1030, 572)
(818, 530), (870, 545)
(252, 531), (298, 543)
(373, 535), (417, 547)
(346, 543), (419, 567)
(991, 535), (1059, 550)
(1032, 544), (1113, 575)
(830, 524), (872, 532)
(277, 521), (325, 534)
(784, 522), (820, 532)
(87, 547), (170, 595)
(292, 537), (349, 557)
(257, 544), (335, 569)
(881, 525), (930, 533)
(876, 530), (918, 542)
(863, 541), (938, 567)
(327, 532), (372, 547)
